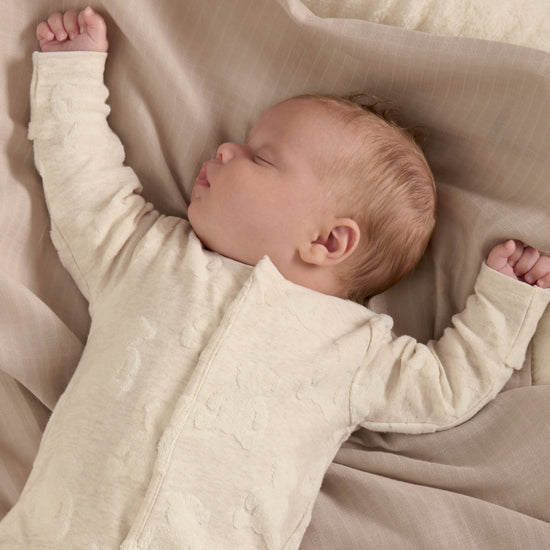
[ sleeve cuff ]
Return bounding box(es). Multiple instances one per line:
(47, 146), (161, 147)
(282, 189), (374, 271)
(477, 262), (550, 368)
(31, 50), (107, 84)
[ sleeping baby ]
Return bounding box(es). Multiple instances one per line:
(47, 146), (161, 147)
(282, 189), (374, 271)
(1, 7), (549, 550)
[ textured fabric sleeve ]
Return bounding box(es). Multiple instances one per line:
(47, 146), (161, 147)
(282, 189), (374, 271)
(28, 51), (161, 302)
(350, 263), (550, 434)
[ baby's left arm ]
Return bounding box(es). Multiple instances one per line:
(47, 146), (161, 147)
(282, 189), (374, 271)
(487, 239), (550, 288)
(351, 241), (550, 434)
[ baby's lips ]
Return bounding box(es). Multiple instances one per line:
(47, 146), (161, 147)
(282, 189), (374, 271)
(195, 162), (210, 187)
(200, 162), (208, 180)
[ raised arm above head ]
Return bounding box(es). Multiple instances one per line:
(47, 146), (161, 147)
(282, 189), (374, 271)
(30, 10), (165, 302)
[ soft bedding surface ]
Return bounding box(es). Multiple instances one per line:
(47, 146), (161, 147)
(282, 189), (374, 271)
(303, 0), (550, 52)
(1, 0), (549, 548)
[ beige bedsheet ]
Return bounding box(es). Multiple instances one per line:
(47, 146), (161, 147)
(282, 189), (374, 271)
(1, 0), (549, 547)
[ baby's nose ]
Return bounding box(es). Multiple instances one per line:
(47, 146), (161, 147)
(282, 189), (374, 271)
(216, 142), (245, 163)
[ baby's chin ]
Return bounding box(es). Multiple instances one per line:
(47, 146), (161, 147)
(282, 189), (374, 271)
(188, 217), (229, 257)
(187, 209), (206, 245)
(187, 209), (263, 266)
(186, 199), (205, 230)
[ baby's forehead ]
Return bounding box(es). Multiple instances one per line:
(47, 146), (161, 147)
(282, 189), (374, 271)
(250, 98), (360, 156)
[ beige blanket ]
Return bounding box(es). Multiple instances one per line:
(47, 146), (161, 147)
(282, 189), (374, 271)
(304, 0), (550, 52)
(1, 0), (549, 547)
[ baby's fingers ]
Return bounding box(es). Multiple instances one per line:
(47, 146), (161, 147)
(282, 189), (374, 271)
(505, 240), (525, 267)
(47, 12), (68, 41)
(486, 240), (519, 275)
(78, 10), (86, 34)
(63, 10), (80, 40)
(78, 7), (108, 48)
(524, 255), (550, 288)
(513, 245), (540, 278)
(36, 7), (108, 53)
(36, 21), (55, 43)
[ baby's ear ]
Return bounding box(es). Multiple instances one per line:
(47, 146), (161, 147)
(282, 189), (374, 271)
(299, 218), (360, 267)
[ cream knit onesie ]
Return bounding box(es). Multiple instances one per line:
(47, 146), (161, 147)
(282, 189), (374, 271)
(0, 51), (549, 550)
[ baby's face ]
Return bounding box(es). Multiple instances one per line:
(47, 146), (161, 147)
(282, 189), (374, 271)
(188, 99), (340, 271)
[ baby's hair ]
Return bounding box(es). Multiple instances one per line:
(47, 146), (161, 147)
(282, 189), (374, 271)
(291, 93), (437, 302)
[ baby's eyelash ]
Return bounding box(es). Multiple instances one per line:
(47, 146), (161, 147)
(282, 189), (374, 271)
(254, 155), (271, 166)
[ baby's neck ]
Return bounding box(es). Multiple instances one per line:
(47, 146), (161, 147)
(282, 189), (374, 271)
(273, 257), (348, 299)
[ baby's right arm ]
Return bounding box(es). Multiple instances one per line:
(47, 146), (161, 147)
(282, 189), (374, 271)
(31, 9), (161, 302)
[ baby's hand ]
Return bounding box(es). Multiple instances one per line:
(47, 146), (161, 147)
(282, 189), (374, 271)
(36, 7), (108, 53)
(487, 240), (550, 288)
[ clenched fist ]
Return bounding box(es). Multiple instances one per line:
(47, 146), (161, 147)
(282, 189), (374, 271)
(36, 7), (108, 53)
(487, 240), (550, 288)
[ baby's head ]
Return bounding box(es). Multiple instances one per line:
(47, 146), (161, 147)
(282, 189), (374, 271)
(188, 94), (436, 301)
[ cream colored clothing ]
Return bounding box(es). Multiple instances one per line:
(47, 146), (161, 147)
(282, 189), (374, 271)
(0, 51), (548, 550)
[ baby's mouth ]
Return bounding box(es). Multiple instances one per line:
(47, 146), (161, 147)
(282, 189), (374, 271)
(195, 162), (210, 188)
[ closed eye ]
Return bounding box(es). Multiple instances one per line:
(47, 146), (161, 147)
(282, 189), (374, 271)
(253, 155), (273, 166)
